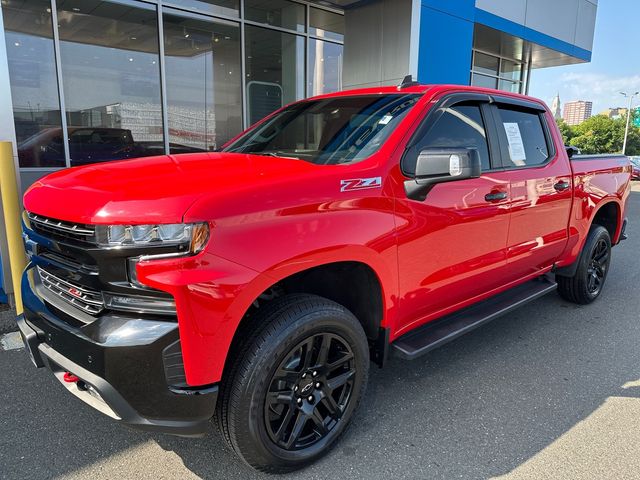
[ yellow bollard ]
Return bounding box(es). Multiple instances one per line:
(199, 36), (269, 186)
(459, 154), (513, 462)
(0, 141), (26, 314)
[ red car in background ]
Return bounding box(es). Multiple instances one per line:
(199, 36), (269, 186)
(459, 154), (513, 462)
(631, 157), (640, 180)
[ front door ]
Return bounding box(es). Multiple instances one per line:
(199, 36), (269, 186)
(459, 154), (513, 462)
(393, 97), (513, 335)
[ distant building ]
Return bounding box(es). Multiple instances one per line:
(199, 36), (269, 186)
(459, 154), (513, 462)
(551, 93), (562, 120)
(601, 107), (628, 120)
(563, 101), (593, 125)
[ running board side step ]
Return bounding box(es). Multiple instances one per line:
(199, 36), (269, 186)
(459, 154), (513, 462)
(391, 276), (557, 360)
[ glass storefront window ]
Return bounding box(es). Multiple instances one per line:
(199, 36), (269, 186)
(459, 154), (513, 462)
(309, 7), (344, 42)
(471, 73), (497, 89)
(163, 0), (239, 18)
(163, 10), (242, 153)
(57, 0), (163, 165)
(245, 25), (304, 126)
(500, 59), (522, 82)
(3, 0), (64, 168)
(308, 39), (343, 96)
(498, 79), (520, 93)
(472, 52), (499, 77)
(245, 0), (305, 33)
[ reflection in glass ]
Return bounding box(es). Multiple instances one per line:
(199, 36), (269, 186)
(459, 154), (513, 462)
(498, 79), (520, 93)
(473, 52), (499, 76)
(163, 10), (242, 153)
(3, 0), (64, 167)
(57, 0), (163, 165)
(245, 26), (304, 125)
(471, 73), (497, 89)
(308, 39), (343, 96)
(163, 0), (239, 18)
(500, 59), (522, 82)
(245, 0), (305, 33)
(309, 7), (344, 42)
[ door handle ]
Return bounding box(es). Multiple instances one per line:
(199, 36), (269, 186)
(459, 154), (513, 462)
(484, 191), (508, 202)
(554, 181), (570, 192)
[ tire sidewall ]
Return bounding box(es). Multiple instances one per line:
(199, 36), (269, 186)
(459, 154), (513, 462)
(231, 304), (369, 469)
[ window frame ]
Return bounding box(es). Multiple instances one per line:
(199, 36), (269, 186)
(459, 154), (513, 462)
(400, 93), (503, 177)
(490, 99), (556, 171)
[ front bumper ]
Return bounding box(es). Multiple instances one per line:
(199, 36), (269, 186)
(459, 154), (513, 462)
(19, 265), (218, 436)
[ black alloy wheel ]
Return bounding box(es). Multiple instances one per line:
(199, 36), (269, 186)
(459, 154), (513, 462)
(586, 237), (609, 295)
(557, 225), (612, 304)
(215, 294), (369, 473)
(264, 333), (356, 451)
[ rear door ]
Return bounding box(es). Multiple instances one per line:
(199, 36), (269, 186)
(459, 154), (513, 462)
(491, 99), (572, 281)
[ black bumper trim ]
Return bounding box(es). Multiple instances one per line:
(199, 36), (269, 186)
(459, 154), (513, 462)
(18, 314), (216, 436)
(19, 263), (220, 437)
(40, 341), (217, 436)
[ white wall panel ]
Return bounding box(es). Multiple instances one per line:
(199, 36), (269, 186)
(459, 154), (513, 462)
(575, 0), (597, 50)
(476, 0), (526, 24)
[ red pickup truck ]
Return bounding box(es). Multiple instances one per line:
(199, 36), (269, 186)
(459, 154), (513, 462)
(18, 84), (630, 472)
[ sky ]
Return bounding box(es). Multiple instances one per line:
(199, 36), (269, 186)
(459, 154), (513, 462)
(528, 0), (640, 115)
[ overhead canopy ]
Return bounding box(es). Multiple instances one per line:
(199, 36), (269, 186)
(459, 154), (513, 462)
(474, 23), (587, 69)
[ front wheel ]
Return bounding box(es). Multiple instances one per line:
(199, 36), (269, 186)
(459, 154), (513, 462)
(557, 225), (612, 304)
(215, 294), (369, 473)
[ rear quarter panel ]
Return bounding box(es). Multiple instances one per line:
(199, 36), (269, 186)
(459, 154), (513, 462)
(558, 156), (631, 267)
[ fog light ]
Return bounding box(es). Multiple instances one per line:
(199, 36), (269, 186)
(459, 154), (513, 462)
(103, 293), (176, 315)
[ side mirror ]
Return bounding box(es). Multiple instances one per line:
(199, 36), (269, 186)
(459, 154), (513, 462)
(405, 148), (482, 200)
(566, 146), (580, 159)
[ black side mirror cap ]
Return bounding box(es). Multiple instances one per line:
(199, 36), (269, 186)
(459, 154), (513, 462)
(404, 148), (482, 201)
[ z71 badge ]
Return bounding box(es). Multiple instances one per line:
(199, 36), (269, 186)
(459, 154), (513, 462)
(340, 177), (382, 192)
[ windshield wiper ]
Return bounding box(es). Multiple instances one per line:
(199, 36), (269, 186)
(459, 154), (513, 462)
(253, 151), (301, 160)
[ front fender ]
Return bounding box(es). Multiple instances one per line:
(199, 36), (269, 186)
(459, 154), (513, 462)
(136, 244), (397, 386)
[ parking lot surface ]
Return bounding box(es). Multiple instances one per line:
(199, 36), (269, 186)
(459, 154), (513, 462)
(1, 190), (639, 480)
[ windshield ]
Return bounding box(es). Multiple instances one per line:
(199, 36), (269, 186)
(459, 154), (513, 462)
(223, 94), (421, 165)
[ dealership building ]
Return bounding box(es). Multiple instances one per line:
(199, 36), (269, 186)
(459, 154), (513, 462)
(0, 0), (597, 303)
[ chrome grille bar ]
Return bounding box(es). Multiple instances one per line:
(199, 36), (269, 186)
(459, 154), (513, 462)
(37, 266), (104, 315)
(28, 213), (96, 244)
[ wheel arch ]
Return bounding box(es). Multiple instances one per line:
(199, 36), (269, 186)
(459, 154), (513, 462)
(224, 257), (391, 378)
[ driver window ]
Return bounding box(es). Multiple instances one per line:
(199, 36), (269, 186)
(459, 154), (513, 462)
(405, 103), (491, 175)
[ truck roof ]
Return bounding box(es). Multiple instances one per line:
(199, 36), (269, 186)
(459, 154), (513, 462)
(307, 84), (548, 110)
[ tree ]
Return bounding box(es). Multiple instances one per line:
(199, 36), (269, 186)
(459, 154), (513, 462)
(555, 119), (574, 145)
(561, 114), (640, 156)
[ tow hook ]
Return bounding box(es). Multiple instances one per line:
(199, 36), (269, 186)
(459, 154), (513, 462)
(63, 372), (79, 383)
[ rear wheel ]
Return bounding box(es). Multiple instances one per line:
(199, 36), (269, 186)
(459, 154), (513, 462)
(215, 294), (369, 473)
(557, 225), (612, 304)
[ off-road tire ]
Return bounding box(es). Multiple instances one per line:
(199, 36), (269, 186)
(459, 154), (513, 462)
(214, 294), (369, 473)
(557, 225), (612, 304)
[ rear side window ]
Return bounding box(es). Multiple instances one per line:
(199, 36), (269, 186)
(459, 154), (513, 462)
(496, 106), (549, 167)
(405, 104), (491, 174)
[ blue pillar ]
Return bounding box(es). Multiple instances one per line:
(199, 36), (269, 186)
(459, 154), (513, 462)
(416, 0), (475, 85)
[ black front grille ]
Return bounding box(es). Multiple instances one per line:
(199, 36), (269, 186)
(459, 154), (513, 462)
(37, 266), (104, 315)
(28, 213), (96, 245)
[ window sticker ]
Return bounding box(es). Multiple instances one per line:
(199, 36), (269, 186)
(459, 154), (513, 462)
(379, 115), (393, 125)
(503, 122), (526, 166)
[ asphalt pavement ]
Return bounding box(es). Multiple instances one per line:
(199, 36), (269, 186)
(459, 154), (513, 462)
(1, 189), (640, 480)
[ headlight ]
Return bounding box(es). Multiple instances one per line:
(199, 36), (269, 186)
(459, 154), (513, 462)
(95, 223), (209, 252)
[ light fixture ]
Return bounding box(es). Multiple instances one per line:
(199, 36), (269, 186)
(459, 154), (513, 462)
(96, 223), (209, 252)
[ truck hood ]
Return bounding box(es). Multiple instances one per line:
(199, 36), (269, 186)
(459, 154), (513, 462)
(23, 152), (321, 224)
